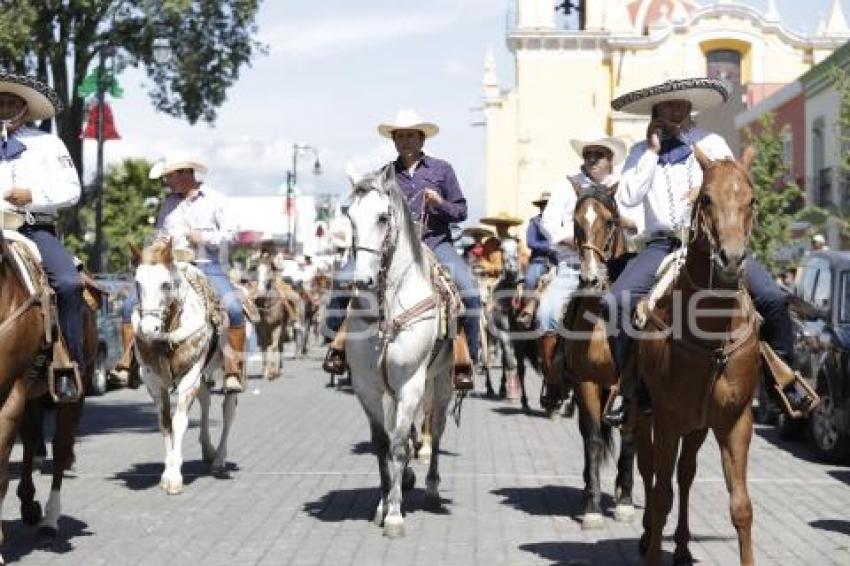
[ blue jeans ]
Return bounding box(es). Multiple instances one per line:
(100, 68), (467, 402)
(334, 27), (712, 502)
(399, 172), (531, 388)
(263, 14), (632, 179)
(123, 261), (244, 327)
(604, 238), (794, 373)
(536, 262), (580, 333)
(323, 242), (482, 363)
(21, 226), (85, 371)
(524, 257), (550, 291)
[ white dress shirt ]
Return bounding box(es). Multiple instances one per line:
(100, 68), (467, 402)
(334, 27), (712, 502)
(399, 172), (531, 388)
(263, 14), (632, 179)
(617, 127), (733, 236)
(157, 184), (233, 264)
(0, 126), (81, 218)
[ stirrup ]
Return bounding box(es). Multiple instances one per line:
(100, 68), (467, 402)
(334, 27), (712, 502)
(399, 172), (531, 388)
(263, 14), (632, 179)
(223, 374), (244, 394)
(108, 366), (130, 387)
(48, 361), (83, 404)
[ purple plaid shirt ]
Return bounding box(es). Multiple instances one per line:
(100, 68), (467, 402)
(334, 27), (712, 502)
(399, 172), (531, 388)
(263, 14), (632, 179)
(394, 154), (467, 249)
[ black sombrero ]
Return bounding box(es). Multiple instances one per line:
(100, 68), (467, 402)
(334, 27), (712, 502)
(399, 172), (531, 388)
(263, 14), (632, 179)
(611, 78), (730, 116)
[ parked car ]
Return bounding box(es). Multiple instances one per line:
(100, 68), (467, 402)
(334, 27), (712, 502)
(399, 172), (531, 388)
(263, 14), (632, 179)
(90, 274), (135, 395)
(781, 251), (850, 462)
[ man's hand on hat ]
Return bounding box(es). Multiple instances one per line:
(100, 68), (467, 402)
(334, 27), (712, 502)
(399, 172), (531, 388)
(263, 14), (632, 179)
(4, 188), (32, 207)
(423, 188), (443, 207)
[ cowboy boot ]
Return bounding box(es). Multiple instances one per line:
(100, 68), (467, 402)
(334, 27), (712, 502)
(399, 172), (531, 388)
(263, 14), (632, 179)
(453, 329), (474, 391)
(223, 326), (247, 393)
(539, 333), (562, 413)
(322, 321), (348, 375)
(108, 323), (135, 387)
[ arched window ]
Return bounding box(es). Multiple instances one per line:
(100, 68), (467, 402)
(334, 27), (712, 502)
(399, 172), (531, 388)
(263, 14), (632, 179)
(707, 49), (742, 84)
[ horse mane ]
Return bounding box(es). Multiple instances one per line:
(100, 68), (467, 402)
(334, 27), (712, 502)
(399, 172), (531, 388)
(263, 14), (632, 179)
(141, 239), (174, 266)
(352, 164), (424, 269)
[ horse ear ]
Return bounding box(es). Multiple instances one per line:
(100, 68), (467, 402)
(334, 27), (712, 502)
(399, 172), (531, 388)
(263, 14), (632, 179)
(740, 145), (757, 172)
(345, 161), (363, 187)
(693, 144), (711, 171)
(605, 182), (618, 199)
(161, 237), (174, 265)
(129, 243), (142, 264)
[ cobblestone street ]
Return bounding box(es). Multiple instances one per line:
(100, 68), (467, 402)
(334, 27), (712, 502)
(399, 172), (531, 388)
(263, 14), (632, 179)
(5, 347), (850, 565)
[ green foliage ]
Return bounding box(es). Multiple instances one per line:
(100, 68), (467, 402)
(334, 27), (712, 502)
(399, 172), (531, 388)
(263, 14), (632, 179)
(64, 158), (164, 274)
(744, 112), (803, 271)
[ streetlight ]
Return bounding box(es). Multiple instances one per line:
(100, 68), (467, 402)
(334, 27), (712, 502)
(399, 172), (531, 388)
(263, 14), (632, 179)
(286, 143), (321, 254)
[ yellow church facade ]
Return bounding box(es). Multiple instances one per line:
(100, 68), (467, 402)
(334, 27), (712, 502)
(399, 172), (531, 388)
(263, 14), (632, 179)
(484, 0), (850, 221)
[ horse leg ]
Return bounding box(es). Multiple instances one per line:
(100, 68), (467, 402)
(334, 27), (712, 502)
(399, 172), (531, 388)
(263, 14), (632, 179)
(383, 376), (423, 538)
(673, 428), (709, 566)
(576, 381), (605, 530)
(426, 351), (453, 504)
(211, 391), (238, 477)
(614, 421), (637, 523)
(715, 412), (755, 566)
(634, 411), (654, 557)
(152, 385), (177, 493)
(647, 421), (681, 566)
(517, 356), (530, 412)
(36, 397), (83, 539)
(17, 398), (43, 527)
(163, 377), (201, 495)
(0, 381), (28, 563)
(370, 421), (391, 528)
(197, 380), (215, 464)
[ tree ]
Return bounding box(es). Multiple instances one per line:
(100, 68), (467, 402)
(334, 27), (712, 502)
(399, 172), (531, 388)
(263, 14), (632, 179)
(744, 112), (803, 272)
(0, 1), (264, 241)
(65, 158), (164, 273)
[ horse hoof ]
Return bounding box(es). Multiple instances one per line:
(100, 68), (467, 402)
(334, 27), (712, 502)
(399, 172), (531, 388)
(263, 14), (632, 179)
(21, 501), (42, 526)
(402, 468), (416, 492)
(614, 503), (635, 523)
(546, 409), (561, 421)
(639, 533), (650, 557)
(582, 512), (605, 530)
(673, 550), (695, 566)
(383, 517), (405, 538)
(417, 442), (432, 462)
(425, 484), (440, 507)
(166, 483), (183, 495)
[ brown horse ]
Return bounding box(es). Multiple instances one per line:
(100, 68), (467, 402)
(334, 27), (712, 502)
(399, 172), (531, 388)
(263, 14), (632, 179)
(634, 148), (759, 566)
(0, 228), (94, 558)
(253, 271), (299, 380)
(565, 183), (637, 529)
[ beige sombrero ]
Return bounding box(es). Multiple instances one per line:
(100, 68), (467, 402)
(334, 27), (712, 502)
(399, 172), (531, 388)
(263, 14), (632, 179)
(570, 132), (627, 166)
(149, 153), (209, 180)
(532, 191), (551, 207)
(378, 109), (439, 139)
(462, 223), (496, 239)
(611, 78), (731, 116)
(0, 73), (62, 121)
(480, 211), (523, 227)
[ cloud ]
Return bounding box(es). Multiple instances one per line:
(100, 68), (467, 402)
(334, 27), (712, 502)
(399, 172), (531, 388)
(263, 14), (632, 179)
(264, 11), (456, 58)
(444, 58), (468, 78)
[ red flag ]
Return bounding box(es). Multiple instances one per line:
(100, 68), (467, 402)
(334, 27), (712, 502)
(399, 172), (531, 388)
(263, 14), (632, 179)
(81, 102), (121, 140)
(285, 197), (296, 216)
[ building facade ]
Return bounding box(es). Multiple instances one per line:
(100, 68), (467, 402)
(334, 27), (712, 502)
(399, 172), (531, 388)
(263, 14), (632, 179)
(484, 0), (850, 223)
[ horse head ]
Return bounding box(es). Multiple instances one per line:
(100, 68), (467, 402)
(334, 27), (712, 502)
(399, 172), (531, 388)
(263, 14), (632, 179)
(500, 238), (521, 280)
(346, 164), (421, 292)
(574, 183), (625, 290)
(690, 146), (756, 286)
(134, 237), (182, 339)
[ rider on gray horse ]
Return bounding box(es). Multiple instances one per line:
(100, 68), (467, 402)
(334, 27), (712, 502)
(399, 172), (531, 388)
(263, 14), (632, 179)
(323, 109), (480, 390)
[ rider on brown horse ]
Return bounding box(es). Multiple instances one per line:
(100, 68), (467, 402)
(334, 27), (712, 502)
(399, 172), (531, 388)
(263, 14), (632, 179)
(1, 73), (84, 401)
(536, 132), (628, 414)
(602, 77), (817, 427)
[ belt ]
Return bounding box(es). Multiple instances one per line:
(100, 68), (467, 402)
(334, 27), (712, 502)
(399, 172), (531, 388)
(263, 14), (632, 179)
(648, 230), (684, 243)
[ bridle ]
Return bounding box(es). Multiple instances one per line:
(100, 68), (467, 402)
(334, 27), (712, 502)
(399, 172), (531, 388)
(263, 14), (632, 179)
(575, 187), (621, 267)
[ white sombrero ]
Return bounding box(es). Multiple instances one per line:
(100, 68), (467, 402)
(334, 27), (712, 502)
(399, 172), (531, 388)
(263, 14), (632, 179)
(149, 153), (208, 180)
(611, 78), (731, 116)
(570, 132), (627, 166)
(0, 73), (63, 121)
(378, 109), (439, 139)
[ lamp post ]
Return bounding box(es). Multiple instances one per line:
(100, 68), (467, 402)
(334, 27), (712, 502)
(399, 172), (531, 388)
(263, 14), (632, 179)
(91, 47), (113, 274)
(286, 143), (322, 254)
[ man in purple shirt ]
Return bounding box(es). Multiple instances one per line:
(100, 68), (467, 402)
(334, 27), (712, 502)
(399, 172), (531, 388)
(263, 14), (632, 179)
(323, 110), (481, 390)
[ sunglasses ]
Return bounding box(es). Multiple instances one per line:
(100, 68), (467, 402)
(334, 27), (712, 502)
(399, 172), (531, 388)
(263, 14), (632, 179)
(583, 148), (613, 161)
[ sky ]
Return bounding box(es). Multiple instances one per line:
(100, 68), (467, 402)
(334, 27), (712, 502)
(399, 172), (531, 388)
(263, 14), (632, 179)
(90, 0), (844, 223)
